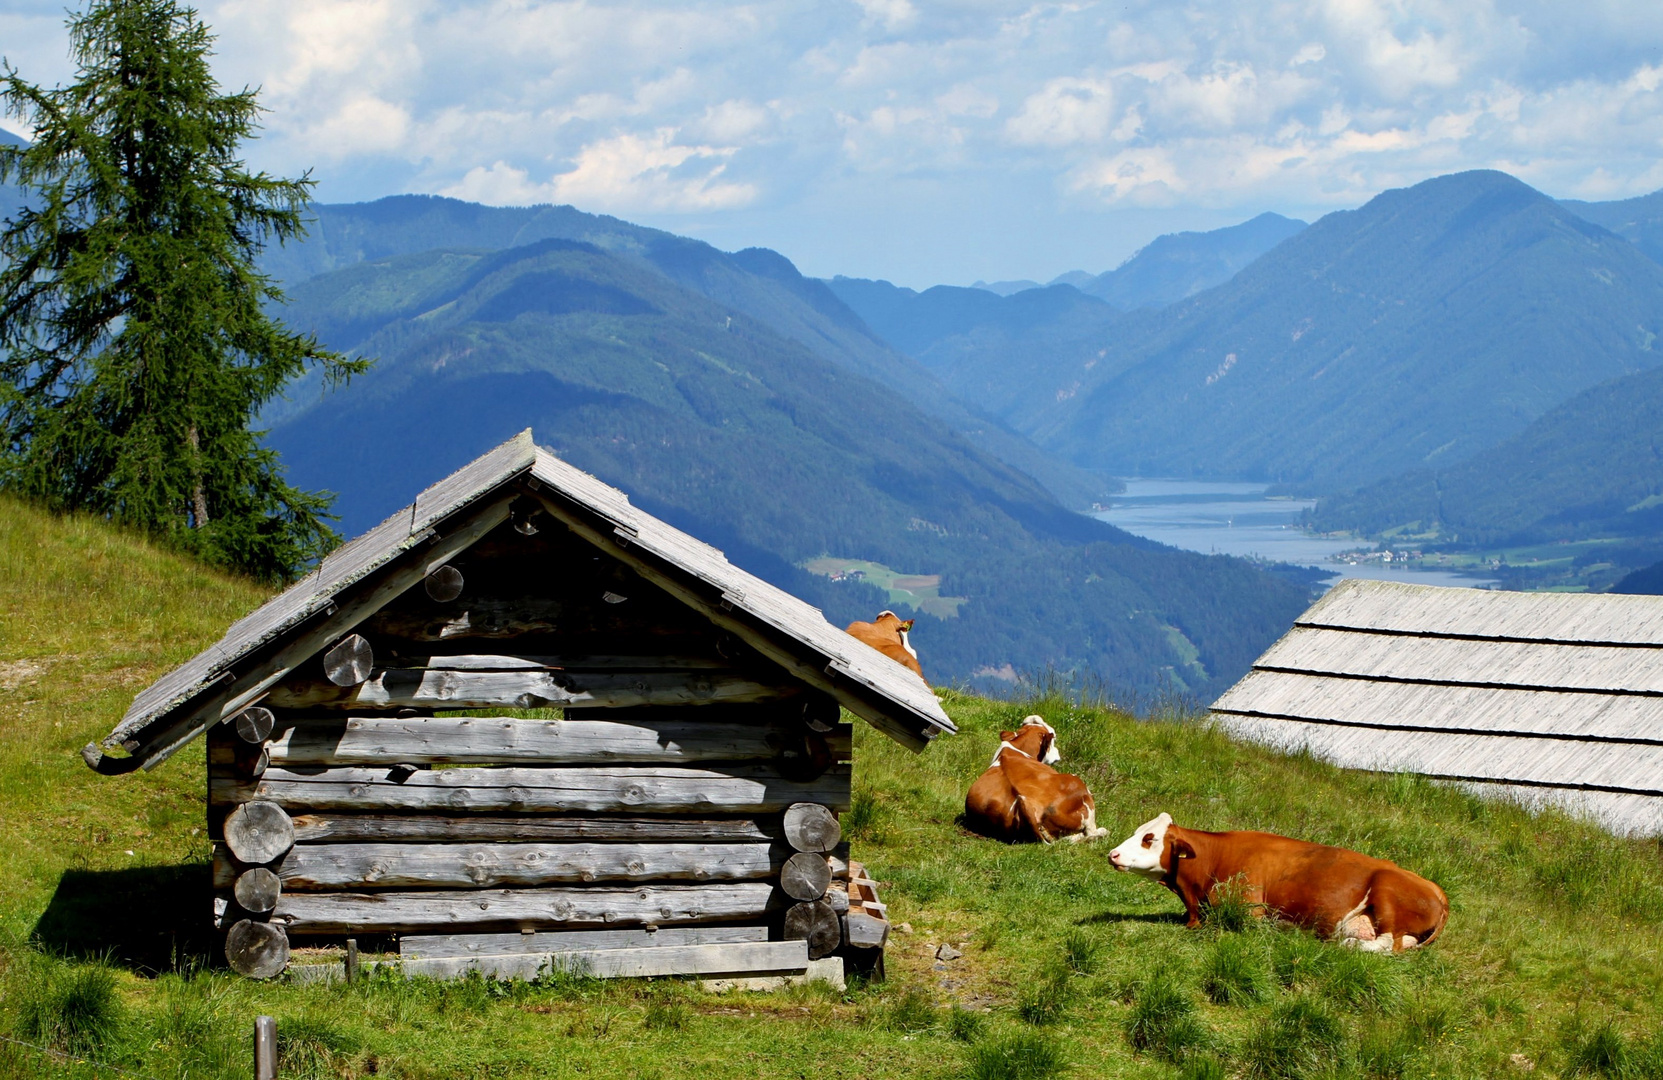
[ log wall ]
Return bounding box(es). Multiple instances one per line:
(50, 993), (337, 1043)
(211, 515), (863, 982)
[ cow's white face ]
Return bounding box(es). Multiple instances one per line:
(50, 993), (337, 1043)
(1108, 813), (1173, 878)
(1020, 716), (1062, 765)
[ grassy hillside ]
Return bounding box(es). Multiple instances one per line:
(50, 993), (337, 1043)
(8, 499), (1663, 1078)
(1307, 364), (1663, 589)
(264, 238), (1305, 701)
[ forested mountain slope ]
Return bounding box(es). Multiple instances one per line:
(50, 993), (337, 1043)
(265, 196), (1109, 507)
(1309, 364), (1663, 556)
(1563, 189), (1663, 267)
(267, 238), (1309, 698)
(945, 171), (1663, 491)
(1071, 212), (1307, 309)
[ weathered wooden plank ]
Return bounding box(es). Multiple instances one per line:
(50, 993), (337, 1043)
(214, 841), (783, 890)
(401, 925), (769, 959)
(365, 598), (697, 643)
(214, 763), (853, 813)
(265, 669), (792, 710)
(1257, 626), (1663, 694)
(287, 812), (783, 844)
(1299, 577), (1663, 646)
(403, 654), (730, 672)
(208, 716), (852, 767)
(843, 911), (888, 949)
(274, 882), (779, 934)
(377, 940), (808, 981)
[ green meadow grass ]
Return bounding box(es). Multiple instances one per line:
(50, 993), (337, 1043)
(5, 493), (1663, 1078)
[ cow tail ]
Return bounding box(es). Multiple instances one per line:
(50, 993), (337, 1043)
(1423, 894), (1451, 946)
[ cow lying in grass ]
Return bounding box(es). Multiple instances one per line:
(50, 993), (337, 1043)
(1108, 812), (1449, 952)
(845, 610), (923, 679)
(964, 717), (1109, 844)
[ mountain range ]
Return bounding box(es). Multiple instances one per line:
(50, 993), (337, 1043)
(264, 216), (1310, 699)
(264, 195), (1111, 511)
(838, 171), (1663, 496)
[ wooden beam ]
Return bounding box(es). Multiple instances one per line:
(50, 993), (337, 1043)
(213, 841), (783, 890)
(208, 716), (851, 767)
(287, 812), (783, 844)
(273, 882), (780, 934)
(375, 940), (808, 981)
(213, 763), (852, 814)
(264, 669), (791, 711)
(398, 654), (731, 671)
(401, 925), (769, 959)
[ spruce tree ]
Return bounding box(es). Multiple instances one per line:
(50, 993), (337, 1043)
(0, 0), (368, 581)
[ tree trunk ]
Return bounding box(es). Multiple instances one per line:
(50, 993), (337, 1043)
(187, 424), (209, 527)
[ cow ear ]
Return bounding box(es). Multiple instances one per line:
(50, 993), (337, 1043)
(999, 731), (1016, 742)
(1040, 731), (1055, 757)
(1169, 836), (1196, 861)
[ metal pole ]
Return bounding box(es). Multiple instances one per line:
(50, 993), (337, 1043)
(254, 1015), (277, 1080)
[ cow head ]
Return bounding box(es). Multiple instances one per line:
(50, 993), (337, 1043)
(1019, 715), (1062, 764)
(1108, 812), (1188, 878)
(875, 610), (919, 659)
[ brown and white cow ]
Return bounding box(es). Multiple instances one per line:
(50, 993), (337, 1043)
(845, 611), (924, 679)
(1107, 812), (1449, 952)
(964, 717), (1108, 844)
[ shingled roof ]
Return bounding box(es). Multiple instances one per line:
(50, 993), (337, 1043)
(89, 430), (954, 773)
(1211, 578), (1663, 837)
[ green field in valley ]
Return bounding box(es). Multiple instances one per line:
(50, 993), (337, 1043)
(802, 558), (968, 618)
(5, 495), (1663, 1079)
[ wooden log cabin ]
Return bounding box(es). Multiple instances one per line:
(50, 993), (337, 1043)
(86, 430), (954, 982)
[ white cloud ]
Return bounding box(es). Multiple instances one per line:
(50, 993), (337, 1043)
(1006, 77), (1117, 146)
(10, 0), (1663, 281)
(444, 130), (758, 212)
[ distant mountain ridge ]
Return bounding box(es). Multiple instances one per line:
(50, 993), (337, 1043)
(910, 171), (1663, 492)
(1307, 362), (1663, 584)
(1069, 212), (1307, 309)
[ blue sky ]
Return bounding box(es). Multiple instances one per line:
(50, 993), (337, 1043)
(5, 0), (1663, 287)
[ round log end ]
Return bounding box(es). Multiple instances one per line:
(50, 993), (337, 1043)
(425, 564), (464, 603)
(234, 706), (275, 744)
(224, 801), (295, 865)
(233, 867), (282, 914)
(323, 634), (375, 687)
(782, 900), (841, 960)
(225, 919), (289, 979)
(780, 851), (833, 902)
(783, 803), (842, 853)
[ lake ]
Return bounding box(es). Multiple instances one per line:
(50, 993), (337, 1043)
(1093, 479), (1497, 589)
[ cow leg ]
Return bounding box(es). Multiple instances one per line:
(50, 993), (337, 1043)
(1013, 792), (1056, 843)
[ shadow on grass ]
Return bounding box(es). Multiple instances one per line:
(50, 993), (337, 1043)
(32, 862), (217, 974)
(1076, 910), (1186, 926)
